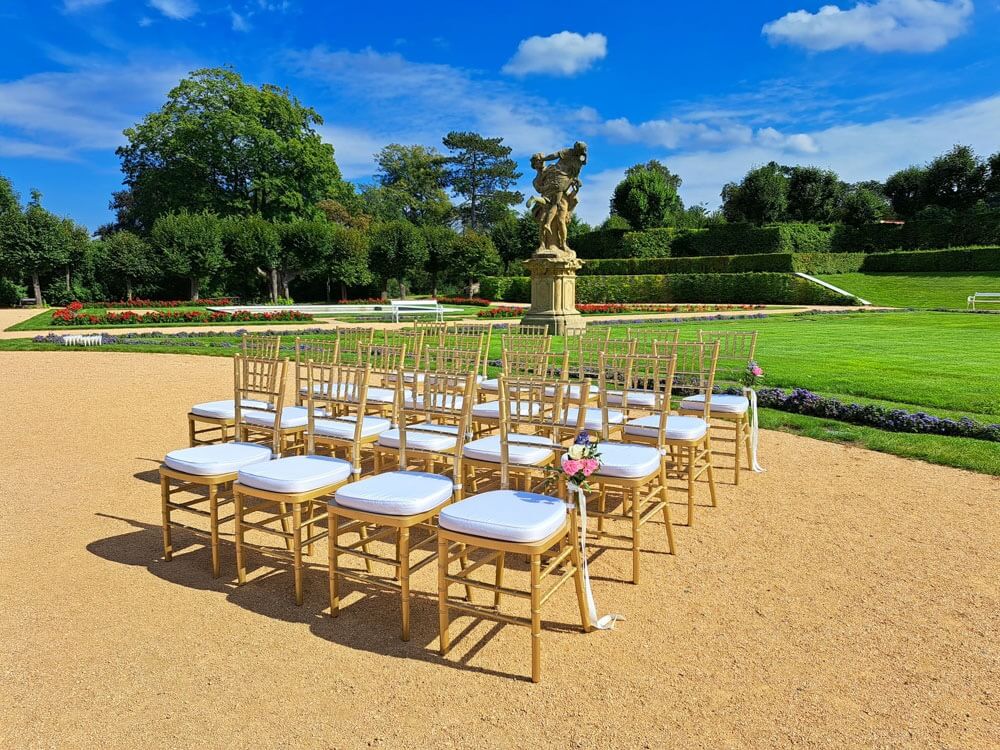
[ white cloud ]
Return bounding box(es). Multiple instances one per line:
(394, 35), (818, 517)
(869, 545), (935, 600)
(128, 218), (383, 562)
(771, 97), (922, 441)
(62, 0), (111, 11)
(315, 124), (385, 179)
(502, 31), (607, 77)
(0, 136), (76, 161)
(763, 0), (973, 53)
(148, 0), (198, 20)
(230, 10), (249, 31)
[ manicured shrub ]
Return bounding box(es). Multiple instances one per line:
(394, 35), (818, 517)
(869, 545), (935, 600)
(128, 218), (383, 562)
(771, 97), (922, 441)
(792, 253), (866, 274)
(620, 228), (676, 258)
(776, 223), (835, 253)
(480, 276), (531, 302)
(571, 228), (628, 258)
(0, 277), (27, 307)
(580, 253), (796, 275)
(860, 246), (1000, 272)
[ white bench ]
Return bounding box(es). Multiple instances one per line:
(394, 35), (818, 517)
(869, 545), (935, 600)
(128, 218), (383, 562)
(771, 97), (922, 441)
(967, 292), (1000, 310)
(390, 299), (444, 323)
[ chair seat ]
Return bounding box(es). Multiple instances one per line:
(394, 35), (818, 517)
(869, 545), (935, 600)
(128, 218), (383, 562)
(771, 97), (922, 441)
(479, 377), (500, 392)
(387, 371), (426, 384)
(351, 387), (396, 404)
(606, 390), (658, 408)
(404, 393), (465, 410)
(679, 393), (750, 414)
(544, 383), (598, 399)
(190, 399), (270, 419)
(334, 471), (453, 516)
(560, 406), (624, 430)
(299, 382), (356, 399)
(241, 406), (312, 429)
(625, 415), (709, 441)
(593, 442), (661, 479)
(312, 415), (391, 440)
(471, 400), (542, 419)
(378, 422), (460, 452)
(439, 489), (567, 543)
(164, 442), (273, 476)
(238, 455), (352, 494)
(462, 434), (554, 465)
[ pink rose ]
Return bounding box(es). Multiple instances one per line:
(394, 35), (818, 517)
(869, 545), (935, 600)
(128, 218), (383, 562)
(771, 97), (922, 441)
(581, 458), (599, 476)
(562, 458), (583, 476)
(752, 366), (763, 376)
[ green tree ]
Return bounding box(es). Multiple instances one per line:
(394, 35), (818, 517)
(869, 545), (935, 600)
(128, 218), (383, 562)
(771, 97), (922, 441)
(101, 231), (158, 300)
(920, 144), (987, 212)
(839, 186), (890, 227)
(323, 224), (371, 301)
(0, 174), (18, 216)
(276, 220), (333, 300)
(115, 67), (354, 231)
(490, 211), (537, 274)
(610, 160), (683, 229)
(446, 231), (501, 297)
(368, 220), (428, 298)
(421, 225), (457, 296)
(786, 166), (845, 223)
(721, 162), (789, 224)
(374, 144), (452, 226)
(442, 131), (523, 231)
(152, 211), (224, 301)
(884, 166), (926, 218)
(0, 191), (71, 304)
(222, 215), (282, 302)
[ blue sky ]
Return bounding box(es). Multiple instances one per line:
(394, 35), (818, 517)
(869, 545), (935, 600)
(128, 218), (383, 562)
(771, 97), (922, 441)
(2, 0), (998, 230)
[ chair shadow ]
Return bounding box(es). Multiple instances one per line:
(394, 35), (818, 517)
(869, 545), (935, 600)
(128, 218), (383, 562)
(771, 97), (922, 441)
(87, 513), (580, 683)
(133, 458), (164, 486)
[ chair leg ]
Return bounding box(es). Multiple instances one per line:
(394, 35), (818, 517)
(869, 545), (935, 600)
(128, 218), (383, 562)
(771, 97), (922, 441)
(437, 534), (451, 655)
(278, 502), (293, 552)
(208, 482), (220, 578)
(744, 420), (754, 473)
(659, 463), (676, 555)
(399, 527), (411, 641)
(235, 491), (246, 585)
(568, 521), (592, 633)
(188, 418), (196, 447)
(631, 486), (641, 585)
(597, 486), (606, 533)
(705, 437), (718, 508)
(687, 446), (696, 527)
(160, 475), (173, 561)
(530, 553), (542, 684)
(733, 418), (742, 486)
(458, 544), (473, 602)
(329, 512), (340, 618)
(360, 525), (374, 574)
(493, 552), (505, 609)
(292, 503), (303, 606)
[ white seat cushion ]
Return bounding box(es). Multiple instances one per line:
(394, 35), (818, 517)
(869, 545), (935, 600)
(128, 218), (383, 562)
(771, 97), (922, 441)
(241, 406), (311, 429)
(479, 377), (499, 392)
(471, 400), (542, 419)
(237, 455), (352, 494)
(378, 422), (459, 452)
(312, 415), (391, 440)
(300, 382), (357, 399)
(606, 390), (658, 408)
(560, 406), (624, 430)
(164, 442), (273, 476)
(439, 490), (567, 543)
(353, 386), (396, 404)
(462, 434), (554, 465)
(387, 371), (425, 383)
(679, 393), (750, 414)
(625, 415), (709, 441)
(334, 471), (453, 516)
(593, 442), (661, 479)
(544, 383), (598, 399)
(190, 399), (270, 419)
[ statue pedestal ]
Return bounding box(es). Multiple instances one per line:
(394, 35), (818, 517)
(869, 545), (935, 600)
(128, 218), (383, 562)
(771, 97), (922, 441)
(520, 254), (587, 335)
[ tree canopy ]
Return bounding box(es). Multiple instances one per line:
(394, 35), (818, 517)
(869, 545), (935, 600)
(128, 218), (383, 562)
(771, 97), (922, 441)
(610, 160), (683, 229)
(442, 131), (522, 231)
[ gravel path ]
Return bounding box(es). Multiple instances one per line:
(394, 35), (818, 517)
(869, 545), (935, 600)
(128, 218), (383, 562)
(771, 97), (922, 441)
(1, 351), (996, 749)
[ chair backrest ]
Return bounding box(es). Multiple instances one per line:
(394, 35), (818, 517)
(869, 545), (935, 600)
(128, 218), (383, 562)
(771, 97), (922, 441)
(445, 323), (494, 379)
(412, 320), (448, 345)
(294, 338), (338, 403)
(511, 324), (549, 337)
(562, 326), (620, 382)
(501, 348), (565, 382)
(597, 352), (677, 447)
(628, 326), (681, 356)
(233, 355), (288, 452)
(306, 362), (373, 473)
(241, 333), (282, 359)
(382, 329), (425, 373)
(698, 329), (758, 384)
(662, 341), (720, 418)
(333, 326), (376, 365)
(501, 332), (551, 355)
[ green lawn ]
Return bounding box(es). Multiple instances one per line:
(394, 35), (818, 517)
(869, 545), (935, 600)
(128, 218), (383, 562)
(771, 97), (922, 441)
(817, 272), (1000, 309)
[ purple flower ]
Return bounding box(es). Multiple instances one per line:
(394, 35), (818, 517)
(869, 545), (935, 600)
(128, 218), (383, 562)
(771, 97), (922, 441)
(574, 431), (591, 445)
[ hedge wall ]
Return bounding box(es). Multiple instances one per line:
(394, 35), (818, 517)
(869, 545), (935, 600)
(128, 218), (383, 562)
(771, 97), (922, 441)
(830, 206), (1000, 252)
(481, 273), (853, 305)
(859, 246), (1000, 272)
(620, 228), (676, 258)
(792, 253), (866, 274)
(572, 228), (630, 258)
(579, 253), (795, 275)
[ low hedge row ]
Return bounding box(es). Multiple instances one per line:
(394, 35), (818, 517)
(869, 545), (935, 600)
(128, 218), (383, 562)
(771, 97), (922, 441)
(580, 253), (796, 275)
(859, 246), (1000, 272)
(482, 273), (853, 305)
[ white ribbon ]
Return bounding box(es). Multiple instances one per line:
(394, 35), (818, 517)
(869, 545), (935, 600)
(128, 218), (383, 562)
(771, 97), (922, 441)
(568, 482), (625, 630)
(743, 387), (765, 473)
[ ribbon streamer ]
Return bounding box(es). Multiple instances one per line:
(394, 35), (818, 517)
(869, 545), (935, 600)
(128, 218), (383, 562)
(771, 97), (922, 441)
(568, 482), (625, 630)
(743, 387), (765, 473)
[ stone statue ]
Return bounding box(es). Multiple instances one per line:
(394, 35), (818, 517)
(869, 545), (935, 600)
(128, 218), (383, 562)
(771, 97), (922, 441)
(527, 141), (588, 258)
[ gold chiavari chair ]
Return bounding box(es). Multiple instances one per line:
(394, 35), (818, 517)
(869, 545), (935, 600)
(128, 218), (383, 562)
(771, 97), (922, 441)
(586, 351), (678, 583)
(445, 322), (495, 385)
(360, 343), (409, 418)
(332, 326), (376, 366)
(437, 375), (592, 683)
(479, 332), (552, 397)
(677, 330), (759, 485)
(294, 338), (338, 407)
(510, 324), (549, 336)
(627, 326), (681, 356)
(234, 355), (310, 456)
(186, 333), (283, 446)
(626, 341), (720, 526)
(328, 352), (480, 641)
(470, 348), (566, 437)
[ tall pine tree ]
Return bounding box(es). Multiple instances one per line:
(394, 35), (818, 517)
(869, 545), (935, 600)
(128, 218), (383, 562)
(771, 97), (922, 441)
(442, 131), (522, 232)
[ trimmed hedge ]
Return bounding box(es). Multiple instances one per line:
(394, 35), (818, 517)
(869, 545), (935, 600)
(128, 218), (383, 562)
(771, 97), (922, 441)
(792, 253), (866, 274)
(481, 273), (853, 305)
(860, 246), (1000, 272)
(580, 253), (795, 275)
(831, 206), (1000, 252)
(620, 228), (676, 258)
(572, 228), (629, 258)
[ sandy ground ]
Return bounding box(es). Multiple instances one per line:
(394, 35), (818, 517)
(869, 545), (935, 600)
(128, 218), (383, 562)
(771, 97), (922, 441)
(0, 305), (882, 340)
(1, 351), (997, 749)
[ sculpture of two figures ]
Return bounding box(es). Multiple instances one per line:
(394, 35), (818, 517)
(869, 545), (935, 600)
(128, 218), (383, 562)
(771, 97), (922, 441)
(527, 141), (587, 259)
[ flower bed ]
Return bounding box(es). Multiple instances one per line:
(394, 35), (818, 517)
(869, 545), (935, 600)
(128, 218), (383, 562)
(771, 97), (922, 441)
(51, 307), (312, 326)
(749, 386), (1000, 442)
(82, 297), (239, 308)
(478, 303), (766, 319)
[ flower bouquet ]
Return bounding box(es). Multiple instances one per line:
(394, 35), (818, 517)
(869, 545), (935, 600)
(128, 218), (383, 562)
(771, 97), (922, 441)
(740, 360), (764, 388)
(560, 431), (602, 492)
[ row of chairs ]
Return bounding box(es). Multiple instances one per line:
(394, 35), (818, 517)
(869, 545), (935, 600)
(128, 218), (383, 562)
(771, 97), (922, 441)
(160, 323), (758, 682)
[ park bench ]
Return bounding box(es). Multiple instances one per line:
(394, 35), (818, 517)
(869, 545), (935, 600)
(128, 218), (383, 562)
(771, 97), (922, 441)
(390, 299), (445, 322)
(967, 292), (1000, 310)
(17, 297), (37, 307)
